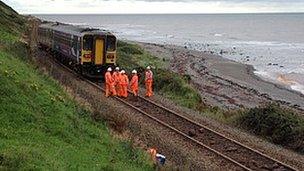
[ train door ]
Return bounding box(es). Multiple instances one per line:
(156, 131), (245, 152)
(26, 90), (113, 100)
(95, 38), (104, 65)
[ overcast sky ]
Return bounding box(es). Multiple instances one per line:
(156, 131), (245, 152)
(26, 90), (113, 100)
(3, 0), (304, 14)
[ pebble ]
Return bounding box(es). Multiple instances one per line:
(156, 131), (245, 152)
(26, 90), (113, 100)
(188, 129), (196, 137)
(198, 128), (204, 133)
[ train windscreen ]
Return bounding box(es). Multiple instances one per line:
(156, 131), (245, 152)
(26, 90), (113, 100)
(83, 35), (93, 51)
(106, 36), (116, 51)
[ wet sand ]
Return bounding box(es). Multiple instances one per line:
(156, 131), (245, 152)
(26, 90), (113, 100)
(135, 41), (304, 111)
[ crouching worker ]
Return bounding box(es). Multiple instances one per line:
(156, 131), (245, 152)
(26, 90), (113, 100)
(120, 70), (129, 98)
(105, 67), (116, 97)
(130, 69), (139, 96)
(147, 148), (166, 167)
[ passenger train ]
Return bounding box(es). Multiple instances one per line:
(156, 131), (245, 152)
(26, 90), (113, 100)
(38, 22), (117, 78)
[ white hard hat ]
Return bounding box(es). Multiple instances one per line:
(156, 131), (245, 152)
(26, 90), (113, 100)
(107, 67), (112, 72)
(132, 69), (137, 74)
(115, 67), (120, 71)
(147, 66), (151, 70)
(120, 70), (125, 74)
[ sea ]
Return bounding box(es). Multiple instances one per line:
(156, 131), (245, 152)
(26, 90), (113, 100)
(36, 14), (304, 94)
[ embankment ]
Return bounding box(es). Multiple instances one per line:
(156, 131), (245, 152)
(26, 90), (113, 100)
(0, 2), (153, 170)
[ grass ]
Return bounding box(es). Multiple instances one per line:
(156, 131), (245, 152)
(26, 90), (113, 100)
(0, 2), (153, 170)
(117, 41), (202, 109)
(0, 44), (153, 170)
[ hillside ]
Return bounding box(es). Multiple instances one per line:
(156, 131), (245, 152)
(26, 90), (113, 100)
(0, 2), (152, 170)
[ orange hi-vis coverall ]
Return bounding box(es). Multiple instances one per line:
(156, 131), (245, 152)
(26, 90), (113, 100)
(119, 74), (129, 98)
(145, 70), (153, 97)
(130, 74), (139, 96)
(105, 71), (116, 97)
(147, 148), (157, 162)
(112, 71), (121, 96)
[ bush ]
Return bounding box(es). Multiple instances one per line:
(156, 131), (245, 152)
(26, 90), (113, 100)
(237, 104), (304, 153)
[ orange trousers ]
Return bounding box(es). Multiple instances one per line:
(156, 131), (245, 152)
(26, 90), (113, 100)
(105, 83), (117, 97)
(145, 81), (153, 97)
(121, 84), (128, 98)
(116, 84), (122, 97)
(131, 87), (138, 96)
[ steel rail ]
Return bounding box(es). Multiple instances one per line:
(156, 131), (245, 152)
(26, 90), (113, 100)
(138, 96), (298, 171)
(49, 56), (297, 171)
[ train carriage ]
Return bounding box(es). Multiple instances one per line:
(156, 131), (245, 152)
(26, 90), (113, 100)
(38, 22), (117, 78)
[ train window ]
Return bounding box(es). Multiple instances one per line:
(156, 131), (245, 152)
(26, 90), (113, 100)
(83, 35), (93, 51)
(107, 36), (116, 51)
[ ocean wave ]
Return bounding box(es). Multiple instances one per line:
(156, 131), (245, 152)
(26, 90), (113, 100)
(214, 33), (223, 37)
(63, 22), (88, 26)
(290, 84), (304, 94)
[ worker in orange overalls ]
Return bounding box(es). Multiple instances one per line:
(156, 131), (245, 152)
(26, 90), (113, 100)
(113, 67), (121, 96)
(147, 148), (157, 163)
(130, 69), (139, 96)
(120, 70), (129, 98)
(145, 66), (153, 97)
(147, 148), (166, 166)
(105, 67), (116, 97)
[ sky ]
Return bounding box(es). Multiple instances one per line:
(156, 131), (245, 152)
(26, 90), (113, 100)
(3, 0), (304, 14)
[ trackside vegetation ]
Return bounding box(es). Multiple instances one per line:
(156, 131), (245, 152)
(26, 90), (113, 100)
(117, 41), (202, 109)
(0, 2), (153, 170)
(117, 41), (304, 154)
(236, 104), (304, 153)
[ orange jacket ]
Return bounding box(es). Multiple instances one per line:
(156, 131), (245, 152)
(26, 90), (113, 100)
(145, 70), (153, 82)
(147, 148), (157, 160)
(130, 74), (138, 89)
(112, 71), (120, 83)
(120, 74), (129, 86)
(105, 71), (114, 85)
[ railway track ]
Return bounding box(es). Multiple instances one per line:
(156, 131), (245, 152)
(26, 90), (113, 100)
(49, 56), (297, 171)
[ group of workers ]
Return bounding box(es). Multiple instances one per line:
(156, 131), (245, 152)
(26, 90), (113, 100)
(105, 66), (154, 98)
(105, 67), (166, 166)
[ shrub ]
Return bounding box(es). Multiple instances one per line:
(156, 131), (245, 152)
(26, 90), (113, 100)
(237, 103), (304, 153)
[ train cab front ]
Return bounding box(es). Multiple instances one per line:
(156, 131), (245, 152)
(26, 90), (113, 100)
(81, 34), (117, 79)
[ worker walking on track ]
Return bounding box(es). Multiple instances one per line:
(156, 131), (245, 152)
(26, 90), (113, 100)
(120, 70), (129, 98)
(130, 69), (139, 96)
(105, 67), (116, 97)
(113, 67), (121, 96)
(145, 66), (153, 97)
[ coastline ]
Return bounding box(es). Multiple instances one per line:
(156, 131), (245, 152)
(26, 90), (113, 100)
(133, 40), (304, 111)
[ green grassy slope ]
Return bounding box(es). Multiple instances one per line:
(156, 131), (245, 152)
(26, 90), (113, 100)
(0, 1), (26, 44)
(0, 2), (152, 170)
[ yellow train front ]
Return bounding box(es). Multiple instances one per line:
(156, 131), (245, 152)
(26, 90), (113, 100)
(38, 23), (117, 78)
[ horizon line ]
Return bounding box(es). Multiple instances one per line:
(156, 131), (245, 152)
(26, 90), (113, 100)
(30, 12), (304, 15)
